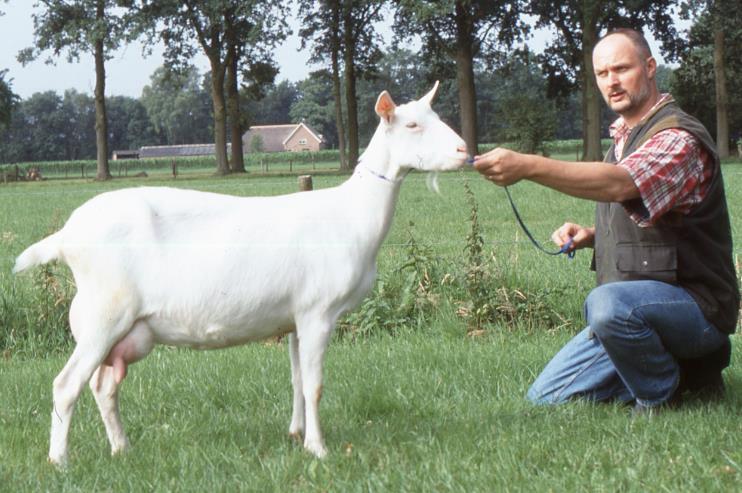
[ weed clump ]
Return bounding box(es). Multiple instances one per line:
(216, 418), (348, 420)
(339, 181), (572, 339)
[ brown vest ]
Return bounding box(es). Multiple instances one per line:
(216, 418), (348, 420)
(594, 99), (739, 333)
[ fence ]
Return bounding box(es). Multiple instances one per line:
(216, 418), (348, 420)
(0, 149), (346, 183)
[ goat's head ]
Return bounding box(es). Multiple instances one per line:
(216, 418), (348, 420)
(375, 81), (467, 173)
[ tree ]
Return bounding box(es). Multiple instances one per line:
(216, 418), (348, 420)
(1, 3), (16, 127)
(244, 79), (299, 126)
(679, 0), (741, 158)
(298, 0), (384, 169)
(142, 0), (288, 174)
(224, 2), (287, 172)
(19, 1), (136, 179)
(394, 0), (526, 156)
(298, 0), (348, 168)
(490, 49), (557, 153)
(106, 95), (156, 152)
(140, 66), (213, 145)
(248, 133), (263, 153)
(0, 69), (18, 130)
(289, 70), (337, 148)
(61, 89), (96, 160)
(528, 0), (683, 161)
(672, 4), (742, 155)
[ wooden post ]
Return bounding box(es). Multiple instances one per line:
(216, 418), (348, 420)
(171, 159), (177, 179)
(298, 175), (313, 192)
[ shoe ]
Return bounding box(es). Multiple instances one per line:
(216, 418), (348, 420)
(631, 391), (682, 417)
(677, 338), (730, 401)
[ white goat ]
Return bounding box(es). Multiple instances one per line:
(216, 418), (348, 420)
(13, 82), (467, 466)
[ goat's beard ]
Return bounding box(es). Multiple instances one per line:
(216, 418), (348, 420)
(426, 172), (440, 194)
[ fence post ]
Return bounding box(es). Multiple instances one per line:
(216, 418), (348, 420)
(298, 175), (313, 192)
(171, 159), (177, 179)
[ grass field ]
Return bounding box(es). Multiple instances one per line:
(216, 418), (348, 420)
(1, 162), (741, 491)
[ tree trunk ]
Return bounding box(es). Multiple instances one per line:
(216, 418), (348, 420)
(581, 13), (602, 162)
(454, 1), (478, 156)
(93, 1), (110, 180)
(210, 58), (230, 175)
(226, 47), (245, 172)
(330, 2), (347, 170)
(343, 6), (359, 169)
(713, 27), (729, 158)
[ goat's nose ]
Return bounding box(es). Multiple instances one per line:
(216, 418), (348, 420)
(457, 146), (467, 153)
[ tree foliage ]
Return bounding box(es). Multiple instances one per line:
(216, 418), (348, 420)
(140, 66), (213, 145)
(672, 1), (742, 153)
(393, 0), (527, 155)
(298, 0), (385, 169)
(19, 0), (139, 179)
(0, 69), (18, 129)
(528, 0), (683, 161)
(244, 79), (298, 127)
(0, 90), (153, 163)
(289, 71), (337, 148)
(141, 0), (288, 174)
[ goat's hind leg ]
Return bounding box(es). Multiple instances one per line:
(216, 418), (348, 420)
(89, 319), (154, 456)
(49, 294), (136, 467)
(89, 365), (129, 456)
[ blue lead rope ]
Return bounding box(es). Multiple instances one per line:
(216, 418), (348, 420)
(503, 186), (575, 259)
(467, 156), (574, 259)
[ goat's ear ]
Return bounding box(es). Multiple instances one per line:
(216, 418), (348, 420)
(375, 90), (396, 123)
(421, 80), (440, 106)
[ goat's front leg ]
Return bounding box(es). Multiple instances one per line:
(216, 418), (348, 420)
(295, 319), (333, 458)
(287, 332), (305, 441)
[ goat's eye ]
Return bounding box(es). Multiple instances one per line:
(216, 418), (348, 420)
(406, 122), (418, 129)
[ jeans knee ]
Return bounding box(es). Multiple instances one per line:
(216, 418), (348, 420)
(585, 285), (627, 340)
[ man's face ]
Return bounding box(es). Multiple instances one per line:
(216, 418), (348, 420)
(593, 34), (656, 121)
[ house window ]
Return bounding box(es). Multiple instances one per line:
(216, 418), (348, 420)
(298, 138), (308, 145)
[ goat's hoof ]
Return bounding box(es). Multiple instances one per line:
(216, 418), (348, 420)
(304, 440), (327, 459)
(289, 430), (304, 443)
(48, 454), (68, 469)
(110, 441), (130, 456)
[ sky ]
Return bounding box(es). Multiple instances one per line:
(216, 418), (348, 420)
(0, 1), (313, 99)
(0, 1), (683, 101)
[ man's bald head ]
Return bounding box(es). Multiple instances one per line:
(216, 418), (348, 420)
(595, 28), (653, 60)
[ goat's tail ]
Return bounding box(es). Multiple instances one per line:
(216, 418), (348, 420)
(13, 231), (64, 274)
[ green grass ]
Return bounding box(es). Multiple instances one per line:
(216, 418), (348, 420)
(1, 163), (742, 491)
(1, 330), (741, 491)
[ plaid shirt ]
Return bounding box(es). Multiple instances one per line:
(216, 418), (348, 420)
(610, 94), (712, 227)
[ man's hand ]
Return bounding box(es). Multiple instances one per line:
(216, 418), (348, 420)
(551, 223), (595, 252)
(472, 148), (531, 186)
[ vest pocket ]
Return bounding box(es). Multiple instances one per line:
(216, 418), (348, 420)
(615, 243), (678, 283)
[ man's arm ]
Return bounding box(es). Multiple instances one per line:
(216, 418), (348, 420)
(473, 148), (640, 203)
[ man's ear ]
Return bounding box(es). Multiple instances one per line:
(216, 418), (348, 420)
(646, 56), (657, 79)
(375, 90), (396, 123)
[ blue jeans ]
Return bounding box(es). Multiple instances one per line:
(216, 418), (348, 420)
(527, 281), (729, 407)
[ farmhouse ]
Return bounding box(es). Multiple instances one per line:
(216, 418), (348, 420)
(112, 150), (140, 160)
(242, 122), (324, 153)
(138, 143), (231, 159)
